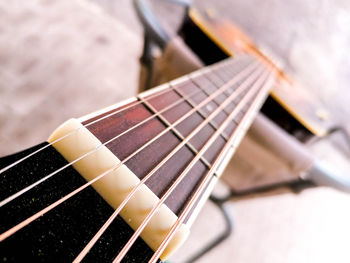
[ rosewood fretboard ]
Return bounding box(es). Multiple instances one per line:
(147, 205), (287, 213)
(82, 54), (273, 220)
(0, 53), (275, 262)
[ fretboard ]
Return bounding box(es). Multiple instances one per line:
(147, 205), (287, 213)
(0, 53), (276, 262)
(81, 54), (274, 221)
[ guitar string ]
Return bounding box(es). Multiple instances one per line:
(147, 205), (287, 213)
(0, 57), (252, 208)
(0, 60), (259, 243)
(149, 73), (274, 263)
(120, 71), (269, 263)
(0, 58), (261, 242)
(0, 54), (246, 176)
(72, 62), (266, 263)
(111, 69), (270, 263)
(0, 59), (258, 237)
(0, 74), (213, 207)
(149, 71), (275, 263)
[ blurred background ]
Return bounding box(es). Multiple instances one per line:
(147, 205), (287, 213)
(1, 0), (350, 262)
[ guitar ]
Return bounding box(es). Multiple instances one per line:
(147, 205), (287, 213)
(178, 7), (332, 142)
(0, 53), (276, 261)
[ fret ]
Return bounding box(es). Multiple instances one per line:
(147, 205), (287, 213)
(149, 71), (273, 261)
(232, 93), (244, 106)
(214, 81), (270, 179)
(163, 160), (209, 218)
(191, 74), (230, 110)
(85, 99), (214, 219)
(203, 66), (252, 110)
(84, 103), (155, 145)
(221, 56), (252, 77)
(140, 85), (212, 169)
(190, 77), (237, 127)
(176, 82), (218, 116)
(174, 74), (250, 141)
(172, 81), (230, 141)
(182, 177), (218, 227)
(144, 88), (193, 124)
(215, 62), (242, 82)
(208, 64), (246, 96)
(79, 97), (138, 124)
(141, 98), (212, 170)
(145, 67), (268, 232)
(205, 69), (227, 88)
(212, 66), (232, 82)
(88, 107), (166, 161)
(200, 132), (228, 164)
(224, 100), (238, 113)
(128, 100), (226, 221)
(134, 93), (221, 221)
(192, 74), (218, 94)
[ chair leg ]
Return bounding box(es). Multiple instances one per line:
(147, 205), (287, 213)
(138, 34), (155, 92)
(229, 178), (316, 197)
(179, 178), (315, 263)
(183, 194), (234, 263)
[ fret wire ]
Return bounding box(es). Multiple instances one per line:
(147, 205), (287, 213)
(182, 55), (242, 92)
(149, 70), (275, 263)
(113, 68), (270, 263)
(215, 60), (251, 96)
(0, 58), (261, 243)
(195, 58), (244, 89)
(0, 83), (208, 209)
(190, 63), (251, 132)
(214, 88), (270, 178)
(172, 83), (230, 141)
(194, 55), (252, 99)
(189, 69), (233, 113)
(207, 66), (233, 90)
(74, 64), (264, 263)
(0, 85), (180, 177)
(0, 55), (241, 177)
(211, 70), (243, 98)
(140, 97), (212, 169)
(210, 72), (227, 89)
(190, 75), (232, 116)
(218, 58), (248, 78)
(1, 57), (249, 205)
(0, 86), (173, 176)
(214, 65), (234, 83)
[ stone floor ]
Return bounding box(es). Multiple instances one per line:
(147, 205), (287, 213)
(1, 0), (350, 262)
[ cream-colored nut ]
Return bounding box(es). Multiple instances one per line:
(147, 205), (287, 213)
(48, 118), (189, 260)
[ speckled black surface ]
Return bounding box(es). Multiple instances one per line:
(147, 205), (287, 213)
(0, 143), (161, 262)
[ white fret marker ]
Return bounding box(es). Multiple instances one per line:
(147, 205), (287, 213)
(206, 104), (213, 112)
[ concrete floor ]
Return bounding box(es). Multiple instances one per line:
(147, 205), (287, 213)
(1, 0), (350, 262)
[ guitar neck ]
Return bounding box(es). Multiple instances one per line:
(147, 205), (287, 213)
(0, 54), (275, 262)
(82, 54), (272, 215)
